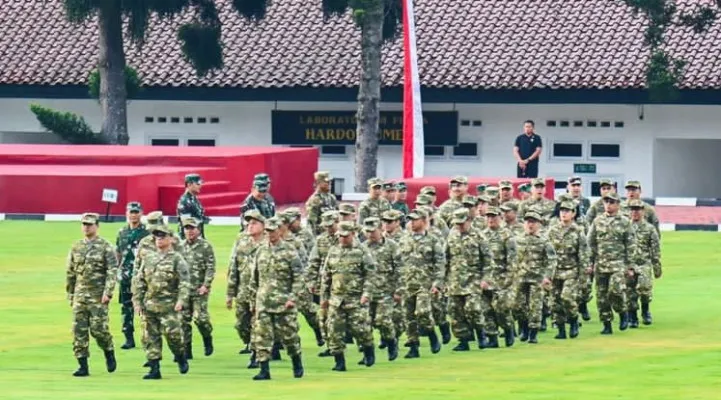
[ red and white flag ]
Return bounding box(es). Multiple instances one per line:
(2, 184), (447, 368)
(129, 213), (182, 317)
(402, 0), (424, 178)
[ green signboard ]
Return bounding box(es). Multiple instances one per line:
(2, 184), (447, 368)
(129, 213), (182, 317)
(271, 110), (459, 146)
(573, 163), (597, 174)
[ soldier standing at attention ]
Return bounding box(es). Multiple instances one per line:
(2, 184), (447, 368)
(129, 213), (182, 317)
(358, 178), (392, 226)
(177, 173), (208, 239)
(179, 217), (216, 359)
(547, 201), (588, 340)
(438, 176), (469, 227)
(445, 208), (492, 351)
(115, 201), (149, 350)
(360, 217), (401, 362)
(227, 210), (266, 367)
(585, 179), (617, 225)
(398, 209), (445, 358)
(66, 213), (119, 377)
(248, 217), (305, 380)
(514, 211), (556, 344)
(518, 178), (555, 222)
(621, 180), (660, 235)
(320, 221), (377, 372)
(133, 224), (191, 379)
(391, 182), (410, 226)
(383, 180), (397, 203)
(481, 207), (517, 348)
(627, 199), (662, 327)
(588, 192), (636, 335)
(305, 171), (338, 235)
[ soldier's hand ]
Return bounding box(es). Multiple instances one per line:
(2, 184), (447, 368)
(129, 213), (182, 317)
(654, 269), (663, 279)
(321, 300), (329, 309)
(174, 301), (183, 312)
(626, 269), (635, 278)
(542, 278), (551, 287)
(480, 281), (489, 290)
(101, 295), (110, 304)
(225, 296), (233, 310)
(198, 285), (209, 296)
(134, 305), (143, 316)
(393, 294), (402, 303)
(360, 296), (369, 305)
(284, 300), (295, 309)
(586, 266), (594, 275)
(430, 286), (440, 295)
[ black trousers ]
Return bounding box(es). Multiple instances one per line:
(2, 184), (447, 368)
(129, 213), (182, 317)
(517, 162), (539, 178)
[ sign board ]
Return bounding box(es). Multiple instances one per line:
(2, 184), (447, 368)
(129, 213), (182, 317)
(271, 110), (459, 146)
(573, 163), (597, 174)
(102, 189), (118, 203)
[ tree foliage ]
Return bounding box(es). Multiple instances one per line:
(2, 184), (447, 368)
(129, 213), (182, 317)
(30, 104), (108, 144)
(621, 0), (721, 101)
(322, 0), (402, 41)
(88, 66), (142, 100)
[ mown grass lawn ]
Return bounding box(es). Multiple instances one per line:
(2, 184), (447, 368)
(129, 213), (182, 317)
(0, 221), (720, 400)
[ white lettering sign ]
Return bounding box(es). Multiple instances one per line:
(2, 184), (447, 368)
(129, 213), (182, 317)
(102, 189), (118, 203)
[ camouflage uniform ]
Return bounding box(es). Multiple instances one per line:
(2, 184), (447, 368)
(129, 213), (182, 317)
(418, 204), (451, 341)
(180, 218), (216, 356)
(306, 211), (341, 345)
(517, 178), (556, 224)
(321, 222), (377, 368)
(358, 178), (392, 225)
(305, 171), (338, 235)
(627, 199), (662, 326)
(588, 193), (636, 332)
(66, 213), (118, 375)
(177, 173), (208, 239)
(438, 175), (469, 226)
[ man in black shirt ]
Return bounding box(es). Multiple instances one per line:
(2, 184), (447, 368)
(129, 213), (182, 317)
(513, 120), (543, 178)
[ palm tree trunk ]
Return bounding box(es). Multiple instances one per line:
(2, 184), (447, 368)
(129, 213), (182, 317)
(354, 1), (384, 192)
(98, 0), (128, 145)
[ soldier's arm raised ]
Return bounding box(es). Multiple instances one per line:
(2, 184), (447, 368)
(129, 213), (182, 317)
(204, 242), (216, 290)
(103, 242), (119, 299)
(65, 247), (76, 303)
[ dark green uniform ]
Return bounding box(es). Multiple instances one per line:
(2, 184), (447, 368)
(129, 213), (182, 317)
(177, 191), (208, 239)
(115, 223), (149, 341)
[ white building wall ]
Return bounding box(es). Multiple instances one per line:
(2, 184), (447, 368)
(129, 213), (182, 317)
(3, 98), (721, 198)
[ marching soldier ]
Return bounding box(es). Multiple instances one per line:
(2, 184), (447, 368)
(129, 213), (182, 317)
(358, 178), (392, 226)
(305, 171), (338, 235)
(499, 180), (516, 205)
(517, 178), (555, 223)
(621, 180), (660, 235)
(284, 207), (315, 255)
(239, 175), (276, 231)
(180, 217), (216, 359)
(66, 213), (119, 377)
(177, 173), (209, 239)
(382, 210), (406, 242)
(115, 201), (149, 350)
(500, 202), (524, 236)
(586, 178), (617, 225)
(438, 176), (469, 226)
(627, 199), (662, 327)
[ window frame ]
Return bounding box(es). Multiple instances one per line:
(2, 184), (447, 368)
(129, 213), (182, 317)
(548, 140), (585, 162)
(588, 141), (622, 161)
(450, 141), (479, 160)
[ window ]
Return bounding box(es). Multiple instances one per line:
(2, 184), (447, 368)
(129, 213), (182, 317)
(151, 138), (179, 146)
(587, 120), (598, 127)
(554, 181), (567, 190)
(183, 117), (194, 123)
(210, 117), (220, 124)
(321, 145), (346, 155)
(452, 142), (478, 157)
(188, 139), (216, 147)
(157, 117), (167, 123)
(552, 142), (583, 158)
(170, 117), (180, 123)
(472, 120), (482, 126)
(144, 117), (154, 123)
(614, 121), (625, 128)
(197, 117), (207, 124)
(460, 120), (471, 126)
(559, 120), (570, 127)
(424, 146), (445, 157)
(590, 143), (621, 158)
(600, 121), (611, 128)
(573, 120), (583, 127)
(546, 120), (557, 127)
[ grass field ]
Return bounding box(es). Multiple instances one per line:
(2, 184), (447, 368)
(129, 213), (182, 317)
(1, 221), (720, 400)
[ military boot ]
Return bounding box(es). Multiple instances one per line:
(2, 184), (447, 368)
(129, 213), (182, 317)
(252, 360), (271, 380)
(641, 302), (653, 325)
(540, 316), (548, 332)
(476, 328), (487, 349)
(439, 322), (452, 345)
(485, 335), (500, 348)
(104, 350), (117, 373)
(378, 338), (388, 350)
(271, 342), (282, 361)
(363, 345), (375, 367)
(313, 327), (325, 347)
(143, 360), (161, 380)
(185, 342), (193, 360)
(291, 355), (304, 378)
(569, 318), (580, 338)
(452, 339), (470, 352)
(519, 321), (530, 342)
(176, 353), (189, 374)
(528, 328), (539, 344)
(239, 343), (251, 354)
(343, 330), (354, 344)
(579, 302), (591, 321)
(120, 330), (135, 350)
(404, 343), (420, 359)
(619, 312), (629, 331)
(503, 328), (515, 347)
(428, 329), (442, 354)
(73, 357), (89, 377)
(318, 348), (332, 357)
(387, 339), (399, 361)
(247, 351), (259, 369)
(600, 321), (613, 335)
(202, 335), (214, 356)
(554, 323), (567, 339)
(629, 311), (640, 329)
(332, 353), (347, 372)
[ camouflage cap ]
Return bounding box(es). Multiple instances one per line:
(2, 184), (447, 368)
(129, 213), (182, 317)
(485, 207), (501, 216)
(152, 224), (172, 234)
(336, 221), (358, 237)
(531, 177), (545, 187)
(407, 208), (428, 220)
(462, 195), (478, 207)
(625, 180), (641, 189)
(450, 175), (469, 185)
(476, 183), (487, 193)
(500, 202), (518, 212)
(181, 217), (199, 227)
(415, 194), (434, 206)
(264, 216), (282, 231)
(281, 207), (302, 220)
(253, 180), (269, 192)
(485, 186), (500, 197)
(556, 193), (575, 202)
(383, 180), (397, 191)
(518, 183), (531, 193)
(498, 180), (513, 189)
(381, 209), (402, 221)
(603, 192), (620, 201)
(477, 194), (492, 203)
(628, 199), (645, 208)
(339, 203), (356, 215)
(599, 178), (615, 187)
(253, 173), (270, 183)
(451, 208), (470, 224)
(367, 177), (384, 188)
(314, 171), (331, 182)
(320, 210), (340, 227)
(278, 212), (294, 225)
(559, 201), (576, 211)
(243, 209), (266, 223)
(126, 201), (142, 212)
(568, 176), (582, 185)
(362, 217), (381, 232)
(146, 211), (164, 225)
(396, 182), (407, 191)
(524, 211), (543, 221)
(420, 186), (437, 195)
(81, 212), (100, 224)
(185, 173), (202, 184)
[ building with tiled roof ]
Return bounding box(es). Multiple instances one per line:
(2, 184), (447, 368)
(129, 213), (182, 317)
(1, 0), (721, 198)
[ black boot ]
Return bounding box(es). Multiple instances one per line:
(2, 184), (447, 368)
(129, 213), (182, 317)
(121, 330), (135, 350)
(313, 327), (325, 347)
(176, 353), (189, 374)
(642, 302), (653, 325)
(601, 321), (613, 335)
(619, 312), (629, 331)
(363, 345), (375, 367)
(387, 339), (398, 361)
(452, 339), (469, 352)
(569, 318), (580, 339)
(504, 328), (515, 347)
(439, 322), (452, 345)
(332, 353), (347, 372)
(540, 316), (547, 332)
(291, 355), (304, 378)
(579, 302), (591, 321)
(378, 338), (388, 350)
(629, 311), (639, 329)
(528, 328), (538, 344)
(73, 357), (89, 377)
(239, 343), (251, 355)
(271, 342), (282, 361)
(404, 343), (420, 359)
(554, 324), (567, 339)
(318, 348), (332, 357)
(202, 335), (214, 356)
(252, 360), (271, 380)
(485, 335), (499, 348)
(427, 329), (441, 354)
(520, 321), (529, 342)
(185, 342), (193, 360)
(476, 329), (487, 349)
(247, 351), (259, 369)
(344, 330), (354, 344)
(104, 350), (117, 373)
(143, 359), (161, 380)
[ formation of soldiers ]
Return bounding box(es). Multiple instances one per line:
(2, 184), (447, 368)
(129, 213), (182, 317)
(65, 171), (662, 380)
